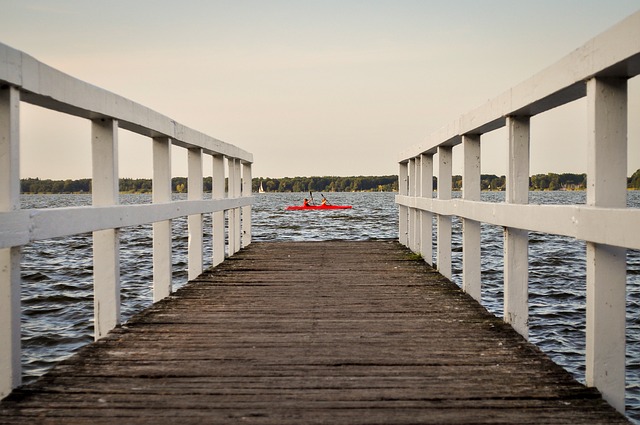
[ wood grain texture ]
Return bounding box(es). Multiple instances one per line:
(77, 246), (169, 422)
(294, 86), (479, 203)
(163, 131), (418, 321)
(0, 241), (629, 424)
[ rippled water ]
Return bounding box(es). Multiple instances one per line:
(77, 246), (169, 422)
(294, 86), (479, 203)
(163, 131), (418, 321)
(252, 192), (398, 241)
(17, 191), (640, 423)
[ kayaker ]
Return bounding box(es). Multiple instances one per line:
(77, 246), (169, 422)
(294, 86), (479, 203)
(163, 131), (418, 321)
(321, 197), (327, 206)
(303, 198), (310, 207)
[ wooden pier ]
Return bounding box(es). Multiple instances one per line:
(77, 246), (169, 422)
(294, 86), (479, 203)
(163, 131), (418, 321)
(0, 241), (629, 424)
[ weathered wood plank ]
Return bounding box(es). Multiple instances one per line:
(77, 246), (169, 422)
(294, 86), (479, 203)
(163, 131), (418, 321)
(0, 241), (629, 424)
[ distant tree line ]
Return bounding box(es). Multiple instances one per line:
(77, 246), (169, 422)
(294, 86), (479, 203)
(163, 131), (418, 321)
(255, 176), (398, 193)
(21, 175), (398, 194)
(18, 170), (640, 194)
(630, 169), (640, 190)
(21, 178), (93, 194)
(472, 171), (639, 191)
(466, 173), (590, 191)
(20, 177), (218, 194)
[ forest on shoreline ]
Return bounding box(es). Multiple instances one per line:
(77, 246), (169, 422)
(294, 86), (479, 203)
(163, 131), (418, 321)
(19, 169), (640, 194)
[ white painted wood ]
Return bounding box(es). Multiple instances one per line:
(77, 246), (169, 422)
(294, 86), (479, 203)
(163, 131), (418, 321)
(586, 242), (626, 412)
(586, 78), (628, 208)
(91, 118), (120, 340)
(241, 161), (252, 248)
(585, 77), (627, 412)
(0, 247), (20, 398)
(504, 116), (530, 339)
(462, 134), (481, 302)
(0, 86), (19, 213)
(228, 158), (236, 255)
(227, 158), (235, 255)
(462, 135), (481, 201)
(437, 147), (452, 202)
(0, 43), (253, 164)
(408, 158), (417, 252)
(152, 137), (172, 302)
(91, 119), (119, 207)
(152, 219), (172, 302)
(92, 228), (120, 340)
(232, 157), (242, 253)
(227, 158), (238, 255)
(397, 11), (640, 162)
(398, 162), (408, 246)
(0, 85), (21, 398)
(0, 197), (253, 249)
(506, 117), (530, 205)
(212, 154), (226, 266)
(437, 146), (452, 280)
(419, 154), (433, 266)
(504, 227), (528, 338)
(188, 148), (203, 280)
(395, 197), (640, 250)
(413, 156), (422, 254)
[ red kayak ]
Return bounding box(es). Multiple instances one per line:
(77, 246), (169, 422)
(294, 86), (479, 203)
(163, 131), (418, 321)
(285, 204), (352, 211)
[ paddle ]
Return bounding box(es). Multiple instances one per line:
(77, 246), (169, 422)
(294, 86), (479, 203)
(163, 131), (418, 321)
(309, 191), (315, 205)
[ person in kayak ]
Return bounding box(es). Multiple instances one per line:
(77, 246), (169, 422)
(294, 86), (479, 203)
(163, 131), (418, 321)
(303, 198), (310, 207)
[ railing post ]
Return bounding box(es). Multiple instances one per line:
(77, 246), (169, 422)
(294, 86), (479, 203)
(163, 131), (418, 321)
(585, 77), (627, 413)
(227, 158), (241, 255)
(504, 116), (530, 338)
(437, 146), (452, 279)
(91, 118), (120, 340)
(462, 134), (481, 302)
(241, 161), (252, 248)
(227, 158), (235, 255)
(233, 158), (242, 252)
(419, 153), (433, 266)
(212, 154), (226, 266)
(0, 85), (21, 398)
(398, 161), (409, 246)
(152, 137), (172, 301)
(408, 158), (418, 252)
(188, 148), (203, 279)
(414, 156), (423, 254)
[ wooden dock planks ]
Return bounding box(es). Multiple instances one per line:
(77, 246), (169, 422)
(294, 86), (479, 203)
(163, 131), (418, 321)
(0, 241), (630, 424)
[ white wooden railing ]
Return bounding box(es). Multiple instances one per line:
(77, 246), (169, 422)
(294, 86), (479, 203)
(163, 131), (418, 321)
(397, 11), (640, 413)
(0, 43), (253, 398)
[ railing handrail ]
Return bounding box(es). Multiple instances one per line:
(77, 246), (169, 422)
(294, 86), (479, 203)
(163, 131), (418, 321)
(398, 10), (640, 162)
(396, 10), (640, 415)
(0, 42), (252, 163)
(0, 197), (253, 249)
(397, 197), (640, 250)
(0, 43), (254, 399)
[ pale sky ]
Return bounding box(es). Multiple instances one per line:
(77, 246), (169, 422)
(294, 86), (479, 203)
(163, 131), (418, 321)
(1, 0), (639, 179)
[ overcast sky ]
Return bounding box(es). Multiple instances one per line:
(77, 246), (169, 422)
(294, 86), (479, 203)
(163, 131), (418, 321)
(2, 0), (639, 179)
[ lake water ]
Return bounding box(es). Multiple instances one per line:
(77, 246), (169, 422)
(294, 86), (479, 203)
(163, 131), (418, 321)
(17, 191), (640, 423)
